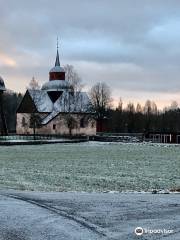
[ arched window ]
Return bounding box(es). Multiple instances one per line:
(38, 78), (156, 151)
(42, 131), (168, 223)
(22, 117), (26, 127)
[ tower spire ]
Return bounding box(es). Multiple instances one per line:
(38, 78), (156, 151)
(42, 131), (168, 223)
(57, 36), (59, 50)
(55, 37), (60, 66)
(49, 37), (65, 81)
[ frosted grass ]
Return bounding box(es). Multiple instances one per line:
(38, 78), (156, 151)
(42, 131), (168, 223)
(0, 142), (179, 192)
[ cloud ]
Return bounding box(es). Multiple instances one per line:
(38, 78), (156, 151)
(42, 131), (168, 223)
(1, 0), (180, 107)
(0, 53), (17, 67)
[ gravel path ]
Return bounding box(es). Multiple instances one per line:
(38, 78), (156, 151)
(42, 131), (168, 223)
(0, 190), (179, 240)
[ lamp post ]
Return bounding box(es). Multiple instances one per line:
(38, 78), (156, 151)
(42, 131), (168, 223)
(0, 77), (8, 135)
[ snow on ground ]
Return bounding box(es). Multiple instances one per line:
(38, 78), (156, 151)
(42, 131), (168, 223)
(0, 142), (179, 192)
(0, 143), (179, 239)
(0, 190), (180, 240)
(0, 193), (102, 240)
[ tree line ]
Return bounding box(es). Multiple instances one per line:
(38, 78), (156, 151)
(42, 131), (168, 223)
(107, 101), (180, 133)
(2, 64), (180, 134)
(3, 90), (23, 132)
(90, 82), (180, 133)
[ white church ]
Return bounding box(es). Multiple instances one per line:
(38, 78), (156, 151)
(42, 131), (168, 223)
(16, 47), (96, 136)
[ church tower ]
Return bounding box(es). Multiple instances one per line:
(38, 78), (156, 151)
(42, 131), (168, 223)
(49, 39), (65, 81)
(41, 39), (70, 102)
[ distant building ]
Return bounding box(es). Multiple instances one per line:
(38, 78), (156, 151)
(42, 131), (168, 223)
(16, 48), (96, 136)
(145, 132), (180, 144)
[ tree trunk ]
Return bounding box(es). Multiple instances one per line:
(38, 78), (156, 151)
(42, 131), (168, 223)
(69, 127), (72, 137)
(33, 113), (36, 140)
(0, 92), (8, 135)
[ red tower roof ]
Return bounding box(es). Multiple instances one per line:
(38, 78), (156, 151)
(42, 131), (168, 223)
(49, 48), (65, 81)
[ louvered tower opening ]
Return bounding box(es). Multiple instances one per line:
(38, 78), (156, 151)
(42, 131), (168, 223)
(47, 91), (63, 103)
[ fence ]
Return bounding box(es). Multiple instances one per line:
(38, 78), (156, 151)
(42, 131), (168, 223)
(0, 134), (88, 141)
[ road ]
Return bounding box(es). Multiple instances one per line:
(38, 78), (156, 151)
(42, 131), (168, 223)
(0, 190), (179, 240)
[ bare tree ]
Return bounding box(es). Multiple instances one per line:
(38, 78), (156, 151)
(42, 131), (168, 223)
(136, 103), (142, 113)
(143, 100), (158, 132)
(65, 114), (78, 136)
(0, 92), (8, 135)
(170, 101), (178, 110)
(144, 100), (152, 115)
(21, 116), (28, 133)
(60, 65), (82, 136)
(89, 82), (112, 119)
(64, 64), (83, 92)
(89, 82), (112, 131)
(125, 102), (135, 132)
(28, 77), (41, 139)
(117, 98), (123, 112)
(28, 76), (40, 90)
(151, 101), (158, 115)
(29, 113), (41, 138)
(126, 102), (135, 113)
(144, 100), (157, 115)
(63, 91), (78, 136)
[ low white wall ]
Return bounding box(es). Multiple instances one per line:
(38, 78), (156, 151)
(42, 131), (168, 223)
(16, 113), (96, 136)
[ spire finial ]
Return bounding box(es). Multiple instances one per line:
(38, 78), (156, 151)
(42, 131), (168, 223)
(57, 36), (59, 50)
(55, 37), (60, 67)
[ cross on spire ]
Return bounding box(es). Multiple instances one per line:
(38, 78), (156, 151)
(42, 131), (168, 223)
(57, 36), (59, 50)
(55, 37), (60, 67)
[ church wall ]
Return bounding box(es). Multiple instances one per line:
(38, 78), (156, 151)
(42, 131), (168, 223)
(16, 113), (96, 136)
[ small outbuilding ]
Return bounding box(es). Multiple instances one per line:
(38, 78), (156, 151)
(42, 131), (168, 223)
(145, 131), (180, 144)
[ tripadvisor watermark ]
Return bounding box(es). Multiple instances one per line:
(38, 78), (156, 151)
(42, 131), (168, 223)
(135, 227), (173, 236)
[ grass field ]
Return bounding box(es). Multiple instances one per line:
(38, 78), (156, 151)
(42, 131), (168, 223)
(0, 142), (179, 192)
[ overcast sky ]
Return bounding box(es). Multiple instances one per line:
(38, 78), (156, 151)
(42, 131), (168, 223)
(1, 0), (180, 108)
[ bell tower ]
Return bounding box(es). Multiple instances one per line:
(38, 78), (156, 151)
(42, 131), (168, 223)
(49, 38), (65, 81)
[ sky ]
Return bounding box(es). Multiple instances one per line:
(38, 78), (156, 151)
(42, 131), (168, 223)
(1, 0), (180, 108)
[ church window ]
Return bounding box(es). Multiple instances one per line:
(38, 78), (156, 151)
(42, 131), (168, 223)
(80, 118), (85, 128)
(91, 121), (95, 128)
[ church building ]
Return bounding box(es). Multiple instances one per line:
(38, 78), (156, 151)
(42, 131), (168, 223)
(16, 47), (96, 136)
